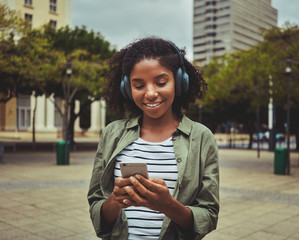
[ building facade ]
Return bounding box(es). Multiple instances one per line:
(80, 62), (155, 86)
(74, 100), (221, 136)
(0, 0), (106, 137)
(193, 0), (277, 66)
(0, 0), (72, 29)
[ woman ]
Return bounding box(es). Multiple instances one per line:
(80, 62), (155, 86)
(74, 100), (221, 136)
(88, 37), (219, 239)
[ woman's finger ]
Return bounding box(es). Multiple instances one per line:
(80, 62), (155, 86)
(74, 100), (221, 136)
(135, 175), (166, 193)
(115, 177), (132, 187)
(124, 186), (147, 204)
(128, 176), (160, 201)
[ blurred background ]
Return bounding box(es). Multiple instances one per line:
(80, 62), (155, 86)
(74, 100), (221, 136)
(1, 0), (298, 154)
(1, 1), (299, 239)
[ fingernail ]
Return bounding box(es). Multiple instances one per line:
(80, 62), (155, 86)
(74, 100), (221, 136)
(130, 176), (136, 183)
(135, 174), (141, 180)
(123, 199), (129, 205)
(125, 186), (131, 193)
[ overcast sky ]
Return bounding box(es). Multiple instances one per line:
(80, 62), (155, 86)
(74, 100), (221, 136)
(72, 0), (299, 60)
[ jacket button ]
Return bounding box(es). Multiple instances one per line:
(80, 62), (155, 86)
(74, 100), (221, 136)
(176, 158), (182, 163)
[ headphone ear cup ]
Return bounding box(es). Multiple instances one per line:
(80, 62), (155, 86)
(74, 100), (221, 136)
(120, 77), (129, 99)
(175, 68), (183, 97)
(122, 75), (133, 100)
(182, 72), (189, 93)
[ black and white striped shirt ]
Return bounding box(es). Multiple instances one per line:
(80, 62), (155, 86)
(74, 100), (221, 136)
(114, 137), (178, 240)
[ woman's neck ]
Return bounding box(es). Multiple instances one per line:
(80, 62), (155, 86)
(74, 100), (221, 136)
(140, 113), (180, 142)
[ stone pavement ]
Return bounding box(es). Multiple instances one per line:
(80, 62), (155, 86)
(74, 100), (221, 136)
(0, 148), (299, 240)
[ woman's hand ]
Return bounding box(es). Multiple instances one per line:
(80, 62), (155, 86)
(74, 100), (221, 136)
(101, 177), (135, 224)
(112, 177), (136, 208)
(124, 175), (174, 213)
(124, 174), (193, 229)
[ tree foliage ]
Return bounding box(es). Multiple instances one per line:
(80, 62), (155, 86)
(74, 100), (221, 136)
(201, 23), (299, 149)
(38, 25), (116, 143)
(0, 4), (31, 102)
(0, 3), (116, 146)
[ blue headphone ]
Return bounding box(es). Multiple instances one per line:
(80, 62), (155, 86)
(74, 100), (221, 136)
(120, 41), (189, 100)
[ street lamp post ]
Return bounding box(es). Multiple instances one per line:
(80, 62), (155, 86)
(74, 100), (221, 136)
(268, 75), (275, 151)
(285, 59), (291, 175)
(65, 60), (72, 164)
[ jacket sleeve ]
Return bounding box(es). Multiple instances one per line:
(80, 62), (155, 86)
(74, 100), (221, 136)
(189, 130), (219, 239)
(87, 127), (113, 238)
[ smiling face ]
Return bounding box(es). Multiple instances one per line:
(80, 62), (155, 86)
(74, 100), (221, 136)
(130, 58), (176, 122)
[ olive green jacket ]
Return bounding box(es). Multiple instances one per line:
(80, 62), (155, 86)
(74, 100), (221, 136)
(87, 115), (219, 239)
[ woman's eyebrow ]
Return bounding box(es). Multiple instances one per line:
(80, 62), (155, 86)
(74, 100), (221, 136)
(154, 73), (168, 80)
(131, 78), (144, 83)
(131, 73), (169, 82)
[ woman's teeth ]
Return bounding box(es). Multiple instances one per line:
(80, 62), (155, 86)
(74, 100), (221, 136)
(146, 103), (160, 107)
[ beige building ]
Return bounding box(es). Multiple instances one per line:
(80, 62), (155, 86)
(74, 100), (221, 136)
(1, 0), (71, 29)
(0, 0), (106, 137)
(193, 0), (277, 66)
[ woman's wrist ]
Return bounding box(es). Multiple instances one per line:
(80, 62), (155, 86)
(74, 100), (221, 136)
(101, 196), (122, 224)
(163, 197), (193, 229)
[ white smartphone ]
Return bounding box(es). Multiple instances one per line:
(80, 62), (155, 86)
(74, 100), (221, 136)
(120, 162), (149, 179)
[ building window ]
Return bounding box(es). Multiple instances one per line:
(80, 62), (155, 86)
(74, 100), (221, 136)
(50, 20), (57, 28)
(194, 42), (207, 47)
(17, 95), (31, 130)
(24, 0), (32, 6)
(24, 13), (33, 28)
(213, 47), (225, 52)
(50, 0), (57, 13)
(206, 32), (217, 37)
(195, 50), (207, 54)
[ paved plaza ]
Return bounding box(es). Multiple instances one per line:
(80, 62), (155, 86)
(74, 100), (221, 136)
(0, 145), (299, 239)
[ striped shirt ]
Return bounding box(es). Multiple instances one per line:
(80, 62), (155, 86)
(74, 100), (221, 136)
(114, 137), (178, 240)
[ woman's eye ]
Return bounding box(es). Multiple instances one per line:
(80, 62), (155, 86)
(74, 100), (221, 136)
(134, 85), (144, 90)
(157, 82), (166, 87)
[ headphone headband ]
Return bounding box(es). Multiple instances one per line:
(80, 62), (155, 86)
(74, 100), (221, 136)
(167, 41), (186, 71)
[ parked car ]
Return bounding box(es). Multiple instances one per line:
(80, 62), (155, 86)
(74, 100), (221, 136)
(275, 133), (285, 142)
(253, 132), (267, 141)
(253, 131), (285, 142)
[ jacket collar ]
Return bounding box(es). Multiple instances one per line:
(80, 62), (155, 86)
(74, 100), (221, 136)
(125, 114), (192, 136)
(177, 115), (192, 136)
(126, 115), (141, 130)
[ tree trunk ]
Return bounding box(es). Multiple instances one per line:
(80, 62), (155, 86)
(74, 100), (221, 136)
(248, 132), (253, 149)
(62, 97), (68, 141)
(68, 99), (93, 148)
(69, 100), (76, 147)
(295, 127), (299, 151)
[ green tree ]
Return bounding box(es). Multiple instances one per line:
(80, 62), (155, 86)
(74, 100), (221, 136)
(0, 4), (63, 147)
(202, 49), (272, 148)
(40, 25), (116, 145)
(260, 23), (299, 150)
(18, 29), (63, 148)
(0, 4), (31, 102)
(0, 4), (116, 148)
(202, 23), (299, 150)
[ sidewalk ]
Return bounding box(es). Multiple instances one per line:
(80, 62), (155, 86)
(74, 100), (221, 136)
(0, 148), (299, 240)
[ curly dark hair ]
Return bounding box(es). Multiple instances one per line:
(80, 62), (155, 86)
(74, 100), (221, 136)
(104, 36), (207, 117)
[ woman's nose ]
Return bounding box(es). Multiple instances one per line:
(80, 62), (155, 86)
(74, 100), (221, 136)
(145, 86), (158, 99)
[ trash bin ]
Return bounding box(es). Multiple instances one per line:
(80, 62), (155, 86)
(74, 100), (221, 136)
(274, 148), (287, 174)
(56, 141), (70, 165)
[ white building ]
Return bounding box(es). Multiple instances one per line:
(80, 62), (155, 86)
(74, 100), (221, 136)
(193, 0), (277, 66)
